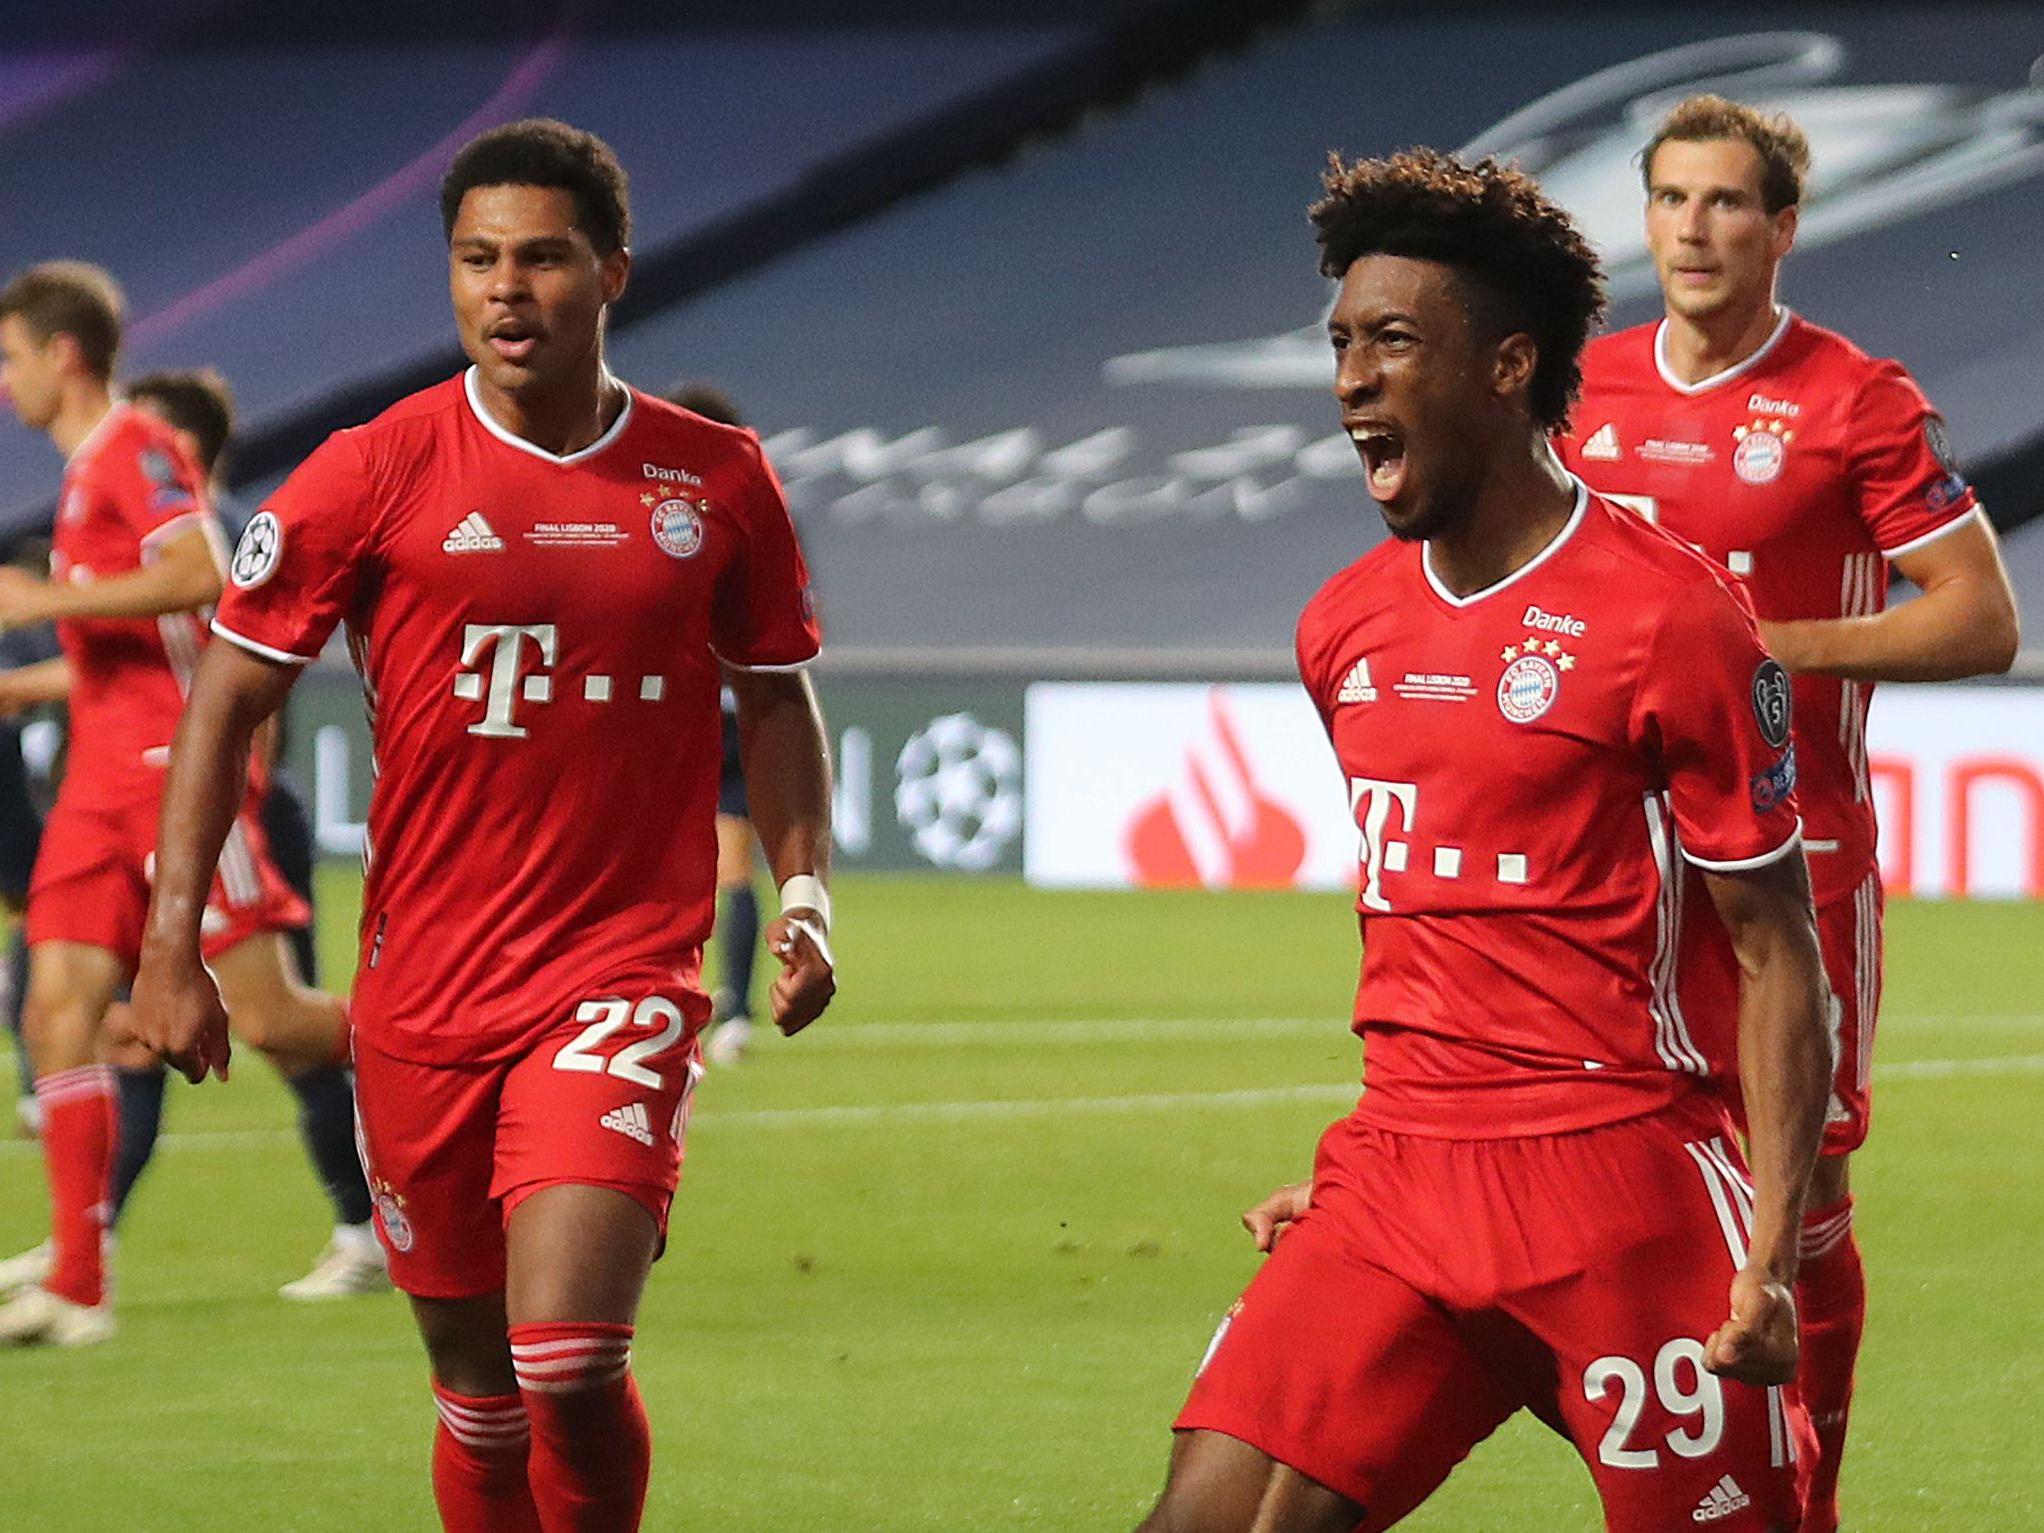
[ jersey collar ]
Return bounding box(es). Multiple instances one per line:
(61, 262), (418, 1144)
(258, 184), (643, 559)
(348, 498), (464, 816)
(66, 400), (128, 466)
(462, 366), (634, 466)
(1652, 306), (1793, 396)
(1421, 475), (1589, 610)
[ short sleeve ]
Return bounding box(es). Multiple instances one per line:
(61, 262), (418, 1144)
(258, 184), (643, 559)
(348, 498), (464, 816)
(211, 431), (377, 665)
(120, 437), (210, 557)
(1631, 573), (1802, 871)
(709, 433), (822, 670)
(1847, 362), (1978, 557)
(1293, 595), (1340, 730)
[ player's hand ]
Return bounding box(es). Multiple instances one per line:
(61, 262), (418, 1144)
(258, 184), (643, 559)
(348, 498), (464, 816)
(1241, 1180), (1312, 1252)
(0, 567), (50, 632)
(130, 948), (232, 1084)
(765, 911), (835, 1037)
(1703, 1264), (1798, 1384)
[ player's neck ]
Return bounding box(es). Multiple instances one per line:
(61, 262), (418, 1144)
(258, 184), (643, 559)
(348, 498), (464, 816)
(473, 365), (625, 458)
(1660, 296), (1782, 387)
(48, 381), (115, 460)
(1426, 438), (1577, 599)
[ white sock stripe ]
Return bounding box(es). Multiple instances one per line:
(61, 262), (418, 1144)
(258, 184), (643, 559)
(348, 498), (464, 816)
(434, 1398), (529, 1427)
(512, 1352), (634, 1379)
(439, 1423), (531, 1449)
(515, 1362), (632, 1394)
(35, 1064), (115, 1094)
(34, 1078), (118, 1107)
(435, 1410), (530, 1437)
(1802, 1204), (1855, 1238)
(508, 1336), (633, 1359)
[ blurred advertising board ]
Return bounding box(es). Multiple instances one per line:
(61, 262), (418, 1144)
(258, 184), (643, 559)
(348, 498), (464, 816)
(1023, 682), (2044, 900)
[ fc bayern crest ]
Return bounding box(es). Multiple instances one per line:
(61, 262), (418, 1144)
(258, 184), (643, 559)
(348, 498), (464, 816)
(372, 1183), (414, 1252)
(650, 498), (705, 559)
(1732, 418), (1792, 485)
(1497, 654), (1560, 723)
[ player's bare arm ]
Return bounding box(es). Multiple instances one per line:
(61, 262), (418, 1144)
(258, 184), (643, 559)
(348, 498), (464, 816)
(1697, 850), (1830, 1385)
(0, 523), (221, 631)
(131, 640), (296, 1082)
(0, 656), (72, 716)
(1760, 514), (2020, 681)
(725, 665), (835, 1035)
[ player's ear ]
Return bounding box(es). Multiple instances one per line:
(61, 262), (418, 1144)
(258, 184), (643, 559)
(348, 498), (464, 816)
(1770, 203), (1798, 262)
(600, 247), (631, 308)
(1493, 331), (1538, 404)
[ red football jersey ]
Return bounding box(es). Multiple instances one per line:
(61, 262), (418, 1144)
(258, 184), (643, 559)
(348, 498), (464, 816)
(1296, 484), (1801, 1138)
(51, 403), (221, 803)
(212, 371), (820, 1065)
(1557, 311), (1977, 905)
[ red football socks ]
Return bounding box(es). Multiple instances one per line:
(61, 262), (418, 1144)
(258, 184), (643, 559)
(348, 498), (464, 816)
(510, 1322), (650, 1532)
(1795, 1196), (1864, 1533)
(36, 1066), (116, 1307)
(431, 1384), (541, 1533)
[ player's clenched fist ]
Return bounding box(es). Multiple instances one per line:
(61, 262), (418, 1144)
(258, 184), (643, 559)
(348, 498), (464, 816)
(131, 951), (233, 1084)
(1703, 1266), (1799, 1385)
(1241, 1180), (1312, 1253)
(766, 913), (835, 1037)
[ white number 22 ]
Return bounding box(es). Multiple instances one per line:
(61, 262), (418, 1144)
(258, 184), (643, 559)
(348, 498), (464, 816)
(553, 996), (688, 1088)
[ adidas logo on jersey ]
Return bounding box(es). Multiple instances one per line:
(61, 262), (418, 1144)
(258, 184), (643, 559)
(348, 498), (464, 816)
(1337, 657), (1377, 705)
(1691, 1474), (1751, 1522)
(599, 1101), (656, 1147)
(1580, 422), (1622, 461)
(442, 512), (504, 553)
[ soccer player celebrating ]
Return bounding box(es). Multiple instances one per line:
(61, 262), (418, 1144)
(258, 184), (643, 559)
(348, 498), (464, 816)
(0, 263), (359, 1345)
(1556, 97), (2021, 1532)
(131, 120), (835, 1531)
(1138, 152), (1832, 1533)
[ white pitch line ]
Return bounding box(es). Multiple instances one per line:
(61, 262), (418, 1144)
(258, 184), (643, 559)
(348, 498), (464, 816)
(2, 1052), (2040, 1155)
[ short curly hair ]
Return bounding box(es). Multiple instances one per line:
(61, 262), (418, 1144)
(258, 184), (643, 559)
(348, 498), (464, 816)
(1310, 149), (1606, 433)
(441, 118), (631, 255)
(1642, 95), (1810, 214)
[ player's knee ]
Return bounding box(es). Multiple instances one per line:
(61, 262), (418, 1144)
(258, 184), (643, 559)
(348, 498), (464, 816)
(509, 1322), (636, 1439)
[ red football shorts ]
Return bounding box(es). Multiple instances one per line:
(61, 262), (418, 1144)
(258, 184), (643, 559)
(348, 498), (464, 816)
(350, 984), (709, 1299)
(26, 785), (308, 965)
(1176, 1101), (1812, 1532)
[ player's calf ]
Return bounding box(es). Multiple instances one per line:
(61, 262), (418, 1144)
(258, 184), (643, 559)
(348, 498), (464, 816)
(511, 1321), (650, 1532)
(433, 1382), (542, 1533)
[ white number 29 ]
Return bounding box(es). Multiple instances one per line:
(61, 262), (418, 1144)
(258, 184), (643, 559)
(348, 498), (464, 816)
(553, 996), (688, 1088)
(1583, 1338), (1724, 1469)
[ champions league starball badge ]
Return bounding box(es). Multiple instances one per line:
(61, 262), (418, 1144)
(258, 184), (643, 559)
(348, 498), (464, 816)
(650, 497), (705, 559)
(229, 511), (283, 589)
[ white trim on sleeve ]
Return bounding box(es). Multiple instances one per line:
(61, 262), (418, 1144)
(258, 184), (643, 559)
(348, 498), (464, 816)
(139, 509), (207, 554)
(713, 647), (821, 674)
(1881, 505), (1984, 560)
(209, 619), (317, 665)
(1682, 822), (1803, 873)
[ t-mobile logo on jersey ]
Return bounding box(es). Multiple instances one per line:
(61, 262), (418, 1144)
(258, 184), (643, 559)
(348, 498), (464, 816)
(451, 624), (671, 739)
(1350, 777), (1532, 912)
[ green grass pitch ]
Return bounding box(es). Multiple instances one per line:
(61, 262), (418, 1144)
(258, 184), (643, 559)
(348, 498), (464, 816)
(1, 874), (2039, 1529)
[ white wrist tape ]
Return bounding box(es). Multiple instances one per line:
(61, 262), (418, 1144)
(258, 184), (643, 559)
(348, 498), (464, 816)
(779, 874), (831, 931)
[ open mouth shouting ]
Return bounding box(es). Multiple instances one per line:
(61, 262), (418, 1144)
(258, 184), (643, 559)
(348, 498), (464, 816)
(1348, 419), (1408, 504)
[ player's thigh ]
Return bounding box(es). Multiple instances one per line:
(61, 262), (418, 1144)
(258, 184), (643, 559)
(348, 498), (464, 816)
(1534, 1122), (1803, 1531)
(1813, 873), (1882, 1155)
(411, 1290), (516, 1398)
(494, 980), (708, 1294)
(207, 929), (339, 1068)
(504, 1184), (659, 1326)
(1174, 1210), (1518, 1529)
(351, 1036), (510, 1300)
(1141, 1430), (1364, 1533)
(21, 938), (129, 1069)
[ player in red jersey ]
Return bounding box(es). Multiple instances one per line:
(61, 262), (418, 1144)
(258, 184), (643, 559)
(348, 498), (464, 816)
(131, 121), (835, 1531)
(1136, 152), (1833, 1533)
(1555, 97), (2021, 1532)
(0, 263), (359, 1346)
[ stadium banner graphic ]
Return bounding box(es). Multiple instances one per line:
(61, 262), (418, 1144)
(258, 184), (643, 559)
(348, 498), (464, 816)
(1023, 682), (2044, 900)
(285, 670), (1026, 875)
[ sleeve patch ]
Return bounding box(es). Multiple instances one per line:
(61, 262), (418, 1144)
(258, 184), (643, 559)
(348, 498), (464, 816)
(1751, 744), (1797, 812)
(229, 511), (284, 590)
(1751, 658), (1792, 748)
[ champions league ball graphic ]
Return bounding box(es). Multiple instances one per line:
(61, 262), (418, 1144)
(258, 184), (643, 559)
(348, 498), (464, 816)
(894, 713), (1022, 871)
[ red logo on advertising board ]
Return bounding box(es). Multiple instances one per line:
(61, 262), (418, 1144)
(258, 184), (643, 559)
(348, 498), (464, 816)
(1125, 690), (1306, 889)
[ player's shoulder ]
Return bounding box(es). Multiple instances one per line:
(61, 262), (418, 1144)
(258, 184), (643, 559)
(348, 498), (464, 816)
(1578, 320), (1659, 385)
(88, 403), (188, 480)
(1578, 490), (1742, 607)
(349, 373), (468, 443)
(1302, 537), (1406, 624)
(627, 389), (770, 471)
(1779, 313), (1918, 392)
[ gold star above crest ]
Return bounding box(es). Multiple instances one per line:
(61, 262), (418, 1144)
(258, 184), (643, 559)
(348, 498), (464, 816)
(1543, 640), (1562, 656)
(1501, 645), (1519, 662)
(1558, 653), (1576, 671)
(641, 491), (658, 507)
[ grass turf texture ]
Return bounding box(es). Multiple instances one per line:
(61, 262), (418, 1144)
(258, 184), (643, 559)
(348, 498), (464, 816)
(1, 873), (2039, 1530)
